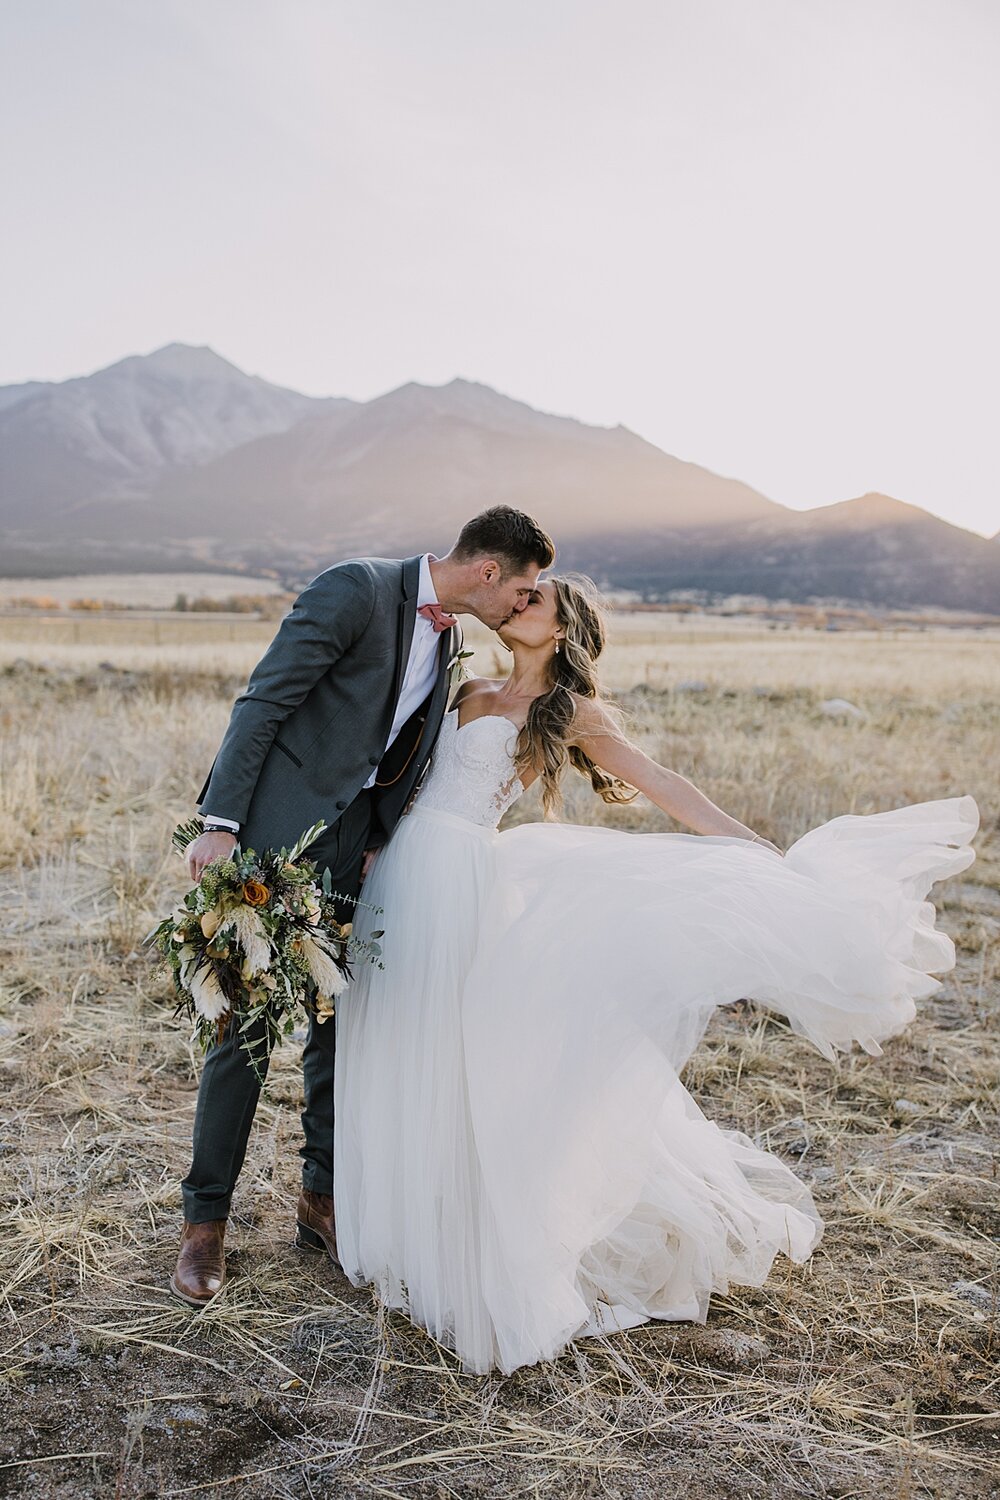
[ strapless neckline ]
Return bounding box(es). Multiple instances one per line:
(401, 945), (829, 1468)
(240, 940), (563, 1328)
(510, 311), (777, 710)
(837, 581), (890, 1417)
(450, 707), (523, 737)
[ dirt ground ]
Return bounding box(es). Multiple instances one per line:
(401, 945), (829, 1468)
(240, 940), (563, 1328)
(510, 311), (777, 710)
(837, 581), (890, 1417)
(1, 624), (997, 1499)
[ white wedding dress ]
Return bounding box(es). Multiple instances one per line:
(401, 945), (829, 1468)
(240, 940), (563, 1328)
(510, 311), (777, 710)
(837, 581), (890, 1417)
(334, 708), (978, 1374)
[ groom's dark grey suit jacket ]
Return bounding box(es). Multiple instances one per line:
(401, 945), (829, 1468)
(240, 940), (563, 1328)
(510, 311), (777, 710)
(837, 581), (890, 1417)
(197, 555), (461, 860)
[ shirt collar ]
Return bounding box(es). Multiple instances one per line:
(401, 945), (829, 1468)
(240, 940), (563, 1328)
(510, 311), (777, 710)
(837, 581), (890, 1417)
(417, 553), (440, 609)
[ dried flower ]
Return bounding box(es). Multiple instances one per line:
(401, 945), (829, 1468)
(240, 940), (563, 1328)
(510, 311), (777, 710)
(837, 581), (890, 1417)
(300, 934), (348, 1001)
(189, 963), (229, 1023)
(230, 904), (271, 974)
(200, 908), (221, 939)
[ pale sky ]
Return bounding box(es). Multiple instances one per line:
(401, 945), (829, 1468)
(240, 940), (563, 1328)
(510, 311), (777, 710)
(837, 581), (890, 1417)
(2, 0), (998, 536)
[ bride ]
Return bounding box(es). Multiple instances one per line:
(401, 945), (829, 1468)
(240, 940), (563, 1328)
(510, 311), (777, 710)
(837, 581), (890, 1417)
(332, 575), (978, 1375)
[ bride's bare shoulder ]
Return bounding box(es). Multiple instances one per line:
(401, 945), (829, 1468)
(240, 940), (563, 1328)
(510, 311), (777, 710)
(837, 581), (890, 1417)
(452, 677), (504, 709)
(567, 693), (629, 744)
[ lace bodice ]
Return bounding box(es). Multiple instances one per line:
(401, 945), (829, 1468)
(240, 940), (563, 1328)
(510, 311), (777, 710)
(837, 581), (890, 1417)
(413, 709), (525, 828)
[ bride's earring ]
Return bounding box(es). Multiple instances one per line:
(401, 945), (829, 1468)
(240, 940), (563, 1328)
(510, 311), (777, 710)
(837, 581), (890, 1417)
(554, 640), (561, 655)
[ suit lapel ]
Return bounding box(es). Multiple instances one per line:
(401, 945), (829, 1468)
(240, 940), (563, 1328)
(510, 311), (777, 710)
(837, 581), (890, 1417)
(380, 621), (462, 822)
(428, 621), (461, 723)
(390, 555), (422, 710)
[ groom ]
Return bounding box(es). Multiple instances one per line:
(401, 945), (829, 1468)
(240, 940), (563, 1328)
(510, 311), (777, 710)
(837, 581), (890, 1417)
(170, 506), (555, 1305)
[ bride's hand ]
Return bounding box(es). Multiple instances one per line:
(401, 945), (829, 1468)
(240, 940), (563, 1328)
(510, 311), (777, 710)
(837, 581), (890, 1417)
(361, 847), (381, 880)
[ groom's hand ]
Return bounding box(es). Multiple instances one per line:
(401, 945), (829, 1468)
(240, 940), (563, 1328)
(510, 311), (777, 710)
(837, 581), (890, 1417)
(360, 847), (380, 880)
(186, 830), (238, 883)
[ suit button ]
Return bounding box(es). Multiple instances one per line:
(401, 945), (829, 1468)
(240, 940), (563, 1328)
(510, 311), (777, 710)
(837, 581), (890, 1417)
(368, 755), (379, 766)
(335, 800), (346, 811)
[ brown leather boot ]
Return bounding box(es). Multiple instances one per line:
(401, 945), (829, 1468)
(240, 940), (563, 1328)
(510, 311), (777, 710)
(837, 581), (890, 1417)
(169, 1219), (227, 1307)
(295, 1189), (339, 1265)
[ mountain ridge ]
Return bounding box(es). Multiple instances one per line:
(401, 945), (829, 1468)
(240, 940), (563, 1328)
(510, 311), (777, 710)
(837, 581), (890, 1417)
(147, 372), (784, 553)
(1, 345), (997, 612)
(0, 343), (350, 523)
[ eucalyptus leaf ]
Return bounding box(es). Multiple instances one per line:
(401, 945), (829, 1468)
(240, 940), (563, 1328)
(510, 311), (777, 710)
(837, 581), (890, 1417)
(287, 821), (327, 864)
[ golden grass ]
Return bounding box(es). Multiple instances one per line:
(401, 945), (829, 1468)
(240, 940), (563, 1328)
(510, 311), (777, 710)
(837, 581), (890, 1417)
(0, 614), (998, 1498)
(4, 607), (1000, 699)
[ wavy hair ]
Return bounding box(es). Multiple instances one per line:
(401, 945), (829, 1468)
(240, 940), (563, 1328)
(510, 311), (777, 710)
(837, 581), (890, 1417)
(512, 574), (638, 818)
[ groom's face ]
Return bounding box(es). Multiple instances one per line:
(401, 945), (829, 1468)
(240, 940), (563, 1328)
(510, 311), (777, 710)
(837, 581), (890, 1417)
(471, 561), (541, 630)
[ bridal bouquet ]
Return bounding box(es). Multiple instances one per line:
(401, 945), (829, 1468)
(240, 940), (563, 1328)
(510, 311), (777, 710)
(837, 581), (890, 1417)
(146, 819), (382, 1080)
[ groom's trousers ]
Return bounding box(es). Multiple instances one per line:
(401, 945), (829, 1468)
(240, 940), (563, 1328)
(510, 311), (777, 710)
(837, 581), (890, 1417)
(180, 790), (373, 1224)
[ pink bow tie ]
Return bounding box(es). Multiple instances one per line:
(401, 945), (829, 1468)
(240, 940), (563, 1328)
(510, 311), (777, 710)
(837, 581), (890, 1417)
(418, 602), (458, 633)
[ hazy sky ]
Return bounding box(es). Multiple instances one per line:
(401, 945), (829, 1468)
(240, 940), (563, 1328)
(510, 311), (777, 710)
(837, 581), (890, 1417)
(3, 0), (998, 536)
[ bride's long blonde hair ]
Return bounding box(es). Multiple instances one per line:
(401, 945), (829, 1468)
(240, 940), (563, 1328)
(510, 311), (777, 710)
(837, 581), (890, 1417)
(512, 574), (638, 818)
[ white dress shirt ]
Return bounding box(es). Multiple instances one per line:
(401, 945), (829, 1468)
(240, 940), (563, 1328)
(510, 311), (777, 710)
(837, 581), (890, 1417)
(204, 554), (445, 829)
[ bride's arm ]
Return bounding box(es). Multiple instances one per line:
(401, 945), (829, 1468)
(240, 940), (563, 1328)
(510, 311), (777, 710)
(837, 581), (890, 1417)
(570, 699), (781, 851)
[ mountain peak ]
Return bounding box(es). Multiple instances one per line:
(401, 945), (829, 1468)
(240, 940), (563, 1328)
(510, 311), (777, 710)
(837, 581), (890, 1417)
(808, 491), (935, 530)
(378, 376), (506, 403)
(0, 343), (327, 514)
(851, 490), (914, 511)
(366, 376), (613, 440)
(367, 376), (546, 425)
(106, 343), (247, 382)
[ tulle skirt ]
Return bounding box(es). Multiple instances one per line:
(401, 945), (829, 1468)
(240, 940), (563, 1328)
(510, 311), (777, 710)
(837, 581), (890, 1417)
(334, 795), (978, 1373)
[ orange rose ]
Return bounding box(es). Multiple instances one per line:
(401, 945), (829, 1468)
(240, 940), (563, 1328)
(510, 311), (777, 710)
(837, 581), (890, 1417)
(242, 880), (270, 907)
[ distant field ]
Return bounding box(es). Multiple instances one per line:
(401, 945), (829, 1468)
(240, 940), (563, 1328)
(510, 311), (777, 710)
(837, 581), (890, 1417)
(0, 570), (286, 606)
(1, 607), (998, 701)
(0, 610), (997, 1498)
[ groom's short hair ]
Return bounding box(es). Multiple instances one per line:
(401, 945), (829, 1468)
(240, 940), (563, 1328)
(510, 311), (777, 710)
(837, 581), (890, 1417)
(452, 506), (555, 575)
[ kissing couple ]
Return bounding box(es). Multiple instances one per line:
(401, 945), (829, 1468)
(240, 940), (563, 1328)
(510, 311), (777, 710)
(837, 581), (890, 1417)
(171, 504), (977, 1375)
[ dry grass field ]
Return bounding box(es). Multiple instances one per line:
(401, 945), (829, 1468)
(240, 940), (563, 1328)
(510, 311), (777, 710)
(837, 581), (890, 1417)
(1, 609), (998, 1499)
(0, 575), (288, 610)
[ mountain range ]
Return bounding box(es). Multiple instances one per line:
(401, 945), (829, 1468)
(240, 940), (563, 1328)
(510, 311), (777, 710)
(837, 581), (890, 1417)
(1, 343), (997, 613)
